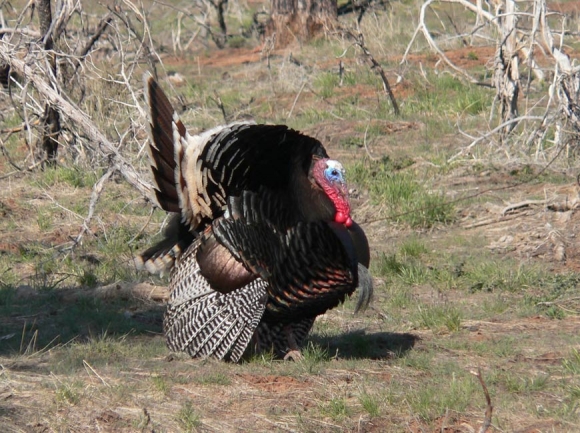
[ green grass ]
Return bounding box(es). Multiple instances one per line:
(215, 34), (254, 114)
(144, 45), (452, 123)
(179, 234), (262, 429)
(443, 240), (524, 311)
(415, 304), (462, 333)
(320, 395), (351, 420)
(39, 166), (100, 189)
(348, 158), (455, 228)
(55, 379), (83, 406)
(194, 372), (232, 386)
(150, 374), (171, 394)
(176, 400), (202, 431)
(407, 74), (494, 117)
(314, 72), (341, 98)
(399, 237), (428, 258)
(407, 371), (478, 421)
(563, 348), (580, 375)
(359, 389), (381, 417)
(298, 342), (331, 374)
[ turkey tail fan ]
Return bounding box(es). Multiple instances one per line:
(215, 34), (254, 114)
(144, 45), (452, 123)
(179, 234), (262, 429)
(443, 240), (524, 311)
(144, 73), (185, 213)
(164, 242), (268, 362)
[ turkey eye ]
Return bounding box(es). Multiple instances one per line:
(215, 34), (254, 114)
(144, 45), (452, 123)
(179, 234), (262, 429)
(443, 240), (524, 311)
(331, 169), (338, 176)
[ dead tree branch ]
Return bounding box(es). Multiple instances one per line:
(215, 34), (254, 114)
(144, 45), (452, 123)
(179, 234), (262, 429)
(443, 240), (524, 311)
(492, 1), (520, 137)
(75, 13), (113, 59)
(408, 0), (579, 164)
(0, 45), (154, 201)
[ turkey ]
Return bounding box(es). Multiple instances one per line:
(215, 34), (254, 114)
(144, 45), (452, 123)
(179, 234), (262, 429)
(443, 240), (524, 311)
(136, 73), (373, 362)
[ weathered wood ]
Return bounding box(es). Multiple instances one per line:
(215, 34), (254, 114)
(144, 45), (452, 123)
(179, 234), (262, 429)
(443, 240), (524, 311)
(0, 45), (155, 202)
(492, 0), (520, 137)
(36, 0), (61, 166)
(15, 282), (170, 303)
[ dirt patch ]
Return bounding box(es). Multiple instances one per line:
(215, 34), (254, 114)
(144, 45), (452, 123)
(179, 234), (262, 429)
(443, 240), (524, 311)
(237, 374), (310, 393)
(162, 47), (269, 69)
(464, 315), (580, 337)
(405, 45), (496, 70)
(549, 1), (580, 15)
(303, 119), (422, 160)
(407, 414), (480, 433)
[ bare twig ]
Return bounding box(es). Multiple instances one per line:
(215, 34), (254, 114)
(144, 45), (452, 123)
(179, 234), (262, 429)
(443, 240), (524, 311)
(75, 13), (113, 59)
(287, 80), (306, 120)
(36, 0), (61, 166)
(0, 27), (41, 37)
(448, 115), (545, 162)
(341, 27), (400, 115)
(71, 165), (117, 248)
(213, 91), (228, 122)
(470, 368), (493, 433)
(401, 0), (481, 84)
(83, 360), (111, 387)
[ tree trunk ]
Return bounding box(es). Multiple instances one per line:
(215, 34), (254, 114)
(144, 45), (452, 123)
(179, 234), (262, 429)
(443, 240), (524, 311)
(267, 0), (337, 47)
(492, 0), (519, 138)
(37, 0), (61, 166)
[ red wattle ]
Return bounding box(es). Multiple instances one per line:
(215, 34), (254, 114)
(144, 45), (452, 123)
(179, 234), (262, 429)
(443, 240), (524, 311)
(336, 212), (353, 227)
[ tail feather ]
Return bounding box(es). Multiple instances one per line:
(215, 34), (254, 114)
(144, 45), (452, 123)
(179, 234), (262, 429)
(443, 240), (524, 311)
(144, 72), (186, 213)
(164, 241), (268, 362)
(354, 263), (374, 314)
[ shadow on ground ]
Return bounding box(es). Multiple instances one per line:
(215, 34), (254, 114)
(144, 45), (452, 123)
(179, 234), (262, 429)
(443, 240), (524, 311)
(309, 329), (419, 360)
(0, 284), (164, 356)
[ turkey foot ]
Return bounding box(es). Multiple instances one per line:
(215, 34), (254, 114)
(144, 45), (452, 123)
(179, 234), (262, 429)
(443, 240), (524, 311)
(283, 349), (304, 361)
(283, 325), (303, 361)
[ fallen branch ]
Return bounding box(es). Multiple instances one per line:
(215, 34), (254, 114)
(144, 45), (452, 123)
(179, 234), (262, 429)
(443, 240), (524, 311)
(75, 12), (113, 61)
(537, 297), (580, 315)
(0, 28), (41, 38)
(15, 281), (169, 303)
(461, 212), (527, 229)
(448, 115), (545, 163)
(0, 44), (155, 202)
(501, 199), (549, 216)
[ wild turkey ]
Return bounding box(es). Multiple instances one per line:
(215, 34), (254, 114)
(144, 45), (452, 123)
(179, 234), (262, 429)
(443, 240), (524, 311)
(137, 73), (373, 362)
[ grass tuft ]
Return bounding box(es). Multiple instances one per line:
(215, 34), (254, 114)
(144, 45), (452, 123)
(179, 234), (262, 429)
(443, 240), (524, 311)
(348, 159), (454, 228)
(321, 395), (351, 420)
(176, 400), (201, 431)
(359, 389), (381, 417)
(194, 372), (231, 386)
(55, 380), (82, 406)
(416, 304), (462, 332)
